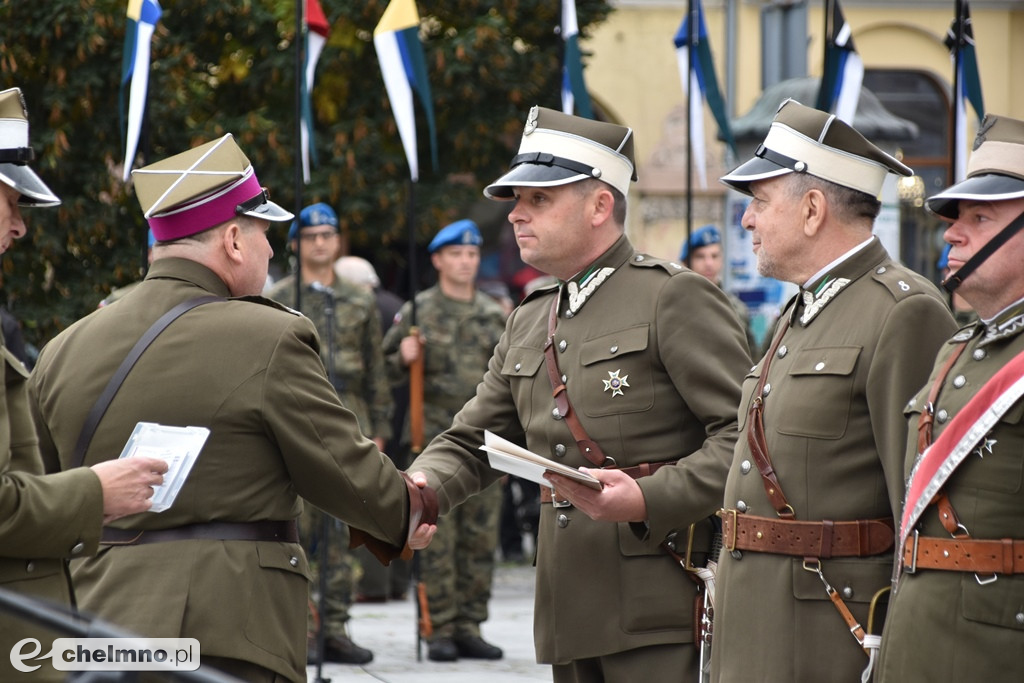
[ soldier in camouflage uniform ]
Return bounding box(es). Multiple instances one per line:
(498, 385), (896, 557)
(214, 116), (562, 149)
(265, 202), (392, 665)
(383, 219), (507, 662)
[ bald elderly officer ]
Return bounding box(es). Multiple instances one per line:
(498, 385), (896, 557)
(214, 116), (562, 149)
(409, 106), (751, 683)
(27, 134), (436, 683)
(877, 114), (1024, 683)
(0, 87), (166, 683)
(708, 100), (955, 683)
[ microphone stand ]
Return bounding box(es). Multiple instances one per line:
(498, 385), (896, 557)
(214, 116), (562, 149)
(310, 280), (335, 683)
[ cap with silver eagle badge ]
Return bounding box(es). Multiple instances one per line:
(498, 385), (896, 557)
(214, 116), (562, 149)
(131, 134), (293, 242)
(484, 106), (637, 200)
(0, 87), (60, 207)
(720, 98), (912, 197)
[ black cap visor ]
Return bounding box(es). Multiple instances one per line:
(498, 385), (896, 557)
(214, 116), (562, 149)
(484, 163), (587, 200)
(719, 156), (792, 196)
(927, 173), (1024, 219)
(0, 163), (60, 207)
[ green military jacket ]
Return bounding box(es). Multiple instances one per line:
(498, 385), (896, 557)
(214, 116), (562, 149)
(28, 258), (416, 683)
(0, 345), (103, 682)
(266, 274), (391, 441)
(877, 301), (1024, 682)
(410, 235), (750, 664)
(382, 286), (506, 444)
(712, 238), (956, 682)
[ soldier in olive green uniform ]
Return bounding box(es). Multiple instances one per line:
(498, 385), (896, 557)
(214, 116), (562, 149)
(409, 107), (750, 683)
(384, 219), (508, 662)
(877, 115), (1024, 683)
(0, 86), (166, 682)
(265, 202), (391, 665)
(27, 135), (436, 683)
(680, 224), (758, 354)
(706, 100), (956, 683)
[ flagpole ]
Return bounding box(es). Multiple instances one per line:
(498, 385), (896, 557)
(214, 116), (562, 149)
(294, 0), (304, 312)
(950, 0), (963, 185)
(685, 0), (696, 254)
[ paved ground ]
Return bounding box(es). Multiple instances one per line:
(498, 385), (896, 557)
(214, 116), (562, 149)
(306, 563), (552, 683)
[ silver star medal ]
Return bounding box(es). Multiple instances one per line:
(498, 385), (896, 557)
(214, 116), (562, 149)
(603, 370), (629, 397)
(974, 437), (997, 458)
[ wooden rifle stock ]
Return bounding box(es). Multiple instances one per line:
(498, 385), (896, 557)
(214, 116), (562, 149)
(408, 326), (425, 453)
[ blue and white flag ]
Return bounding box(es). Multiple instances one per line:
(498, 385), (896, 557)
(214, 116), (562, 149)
(121, 0), (161, 182)
(674, 0), (736, 188)
(561, 0), (593, 119)
(373, 0), (437, 182)
(815, 0), (863, 124)
(946, 0), (985, 182)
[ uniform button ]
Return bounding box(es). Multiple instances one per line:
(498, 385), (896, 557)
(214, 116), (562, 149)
(514, 362), (522, 372)
(665, 532), (678, 552)
(552, 408), (563, 420)
(953, 375), (966, 388)
(731, 550), (743, 560)
(841, 586), (854, 599)
(736, 500), (748, 513)
(289, 556), (299, 567)
(876, 266), (887, 274)
(635, 255), (645, 262)
(554, 444), (567, 458)
(561, 374), (567, 383)
(558, 340), (567, 352)
(25, 561), (35, 573)
(610, 345), (619, 354)
(936, 409), (949, 423)
(973, 349), (987, 361)
(566, 310), (575, 319)
(740, 460), (751, 474)
(1015, 612), (1024, 626)
(750, 364), (758, 373)
(557, 514), (569, 528)
(815, 361), (826, 371)
(777, 345), (788, 358)
(71, 542), (85, 556)
(762, 384), (772, 397)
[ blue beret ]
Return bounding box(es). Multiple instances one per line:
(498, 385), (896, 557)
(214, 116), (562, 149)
(288, 202), (339, 241)
(428, 219), (483, 254)
(936, 243), (952, 270)
(680, 224), (721, 261)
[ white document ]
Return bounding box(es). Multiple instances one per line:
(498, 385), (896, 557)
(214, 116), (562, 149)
(479, 430), (602, 491)
(117, 422), (210, 512)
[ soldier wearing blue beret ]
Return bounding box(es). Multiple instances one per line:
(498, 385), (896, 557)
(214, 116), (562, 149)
(428, 218), (483, 253)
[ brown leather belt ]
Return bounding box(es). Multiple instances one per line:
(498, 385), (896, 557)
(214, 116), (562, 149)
(903, 532), (1024, 575)
(540, 460), (674, 504)
(719, 509), (894, 559)
(100, 520), (299, 546)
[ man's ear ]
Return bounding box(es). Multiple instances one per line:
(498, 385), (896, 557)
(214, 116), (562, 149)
(222, 222), (245, 264)
(802, 188), (827, 238)
(591, 187), (615, 227)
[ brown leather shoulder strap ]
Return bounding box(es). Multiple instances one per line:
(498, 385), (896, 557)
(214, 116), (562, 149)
(746, 318), (795, 517)
(543, 294), (609, 467)
(916, 341), (969, 455)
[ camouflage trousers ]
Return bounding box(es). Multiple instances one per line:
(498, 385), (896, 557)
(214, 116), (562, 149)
(419, 479), (503, 640)
(301, 506), (360, 638)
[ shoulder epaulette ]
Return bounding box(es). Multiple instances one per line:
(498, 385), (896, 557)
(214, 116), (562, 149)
(628, 253), (688, 276)
(869, 263), (927, 301)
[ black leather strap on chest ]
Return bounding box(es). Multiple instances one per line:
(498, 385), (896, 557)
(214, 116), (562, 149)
(70, 296), (223, 469)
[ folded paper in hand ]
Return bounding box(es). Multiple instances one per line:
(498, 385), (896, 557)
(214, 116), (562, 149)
(118, 422), (210, 512)
(480, 430), (602, 491)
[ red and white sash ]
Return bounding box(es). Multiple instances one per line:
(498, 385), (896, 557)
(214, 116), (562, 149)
(899, 346), (1024, 566)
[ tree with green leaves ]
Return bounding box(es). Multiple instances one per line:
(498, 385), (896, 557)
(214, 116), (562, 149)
(0, 0), (612, 350)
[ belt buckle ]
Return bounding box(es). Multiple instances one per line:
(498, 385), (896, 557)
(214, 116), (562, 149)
(719, 508), (738, 552)
(905, 530), (919, 574)
(550, 488), (572, 509)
